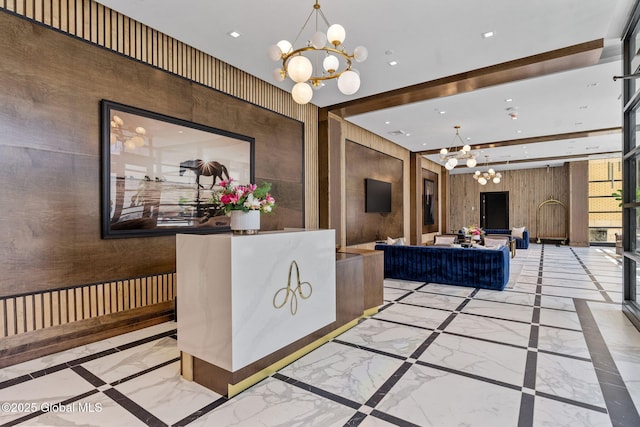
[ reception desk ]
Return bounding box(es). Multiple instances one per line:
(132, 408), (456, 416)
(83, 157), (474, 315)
(177, 230), (339, 396)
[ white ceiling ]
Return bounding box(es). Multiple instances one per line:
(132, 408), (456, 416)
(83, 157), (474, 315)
(94, 0), (635, 172)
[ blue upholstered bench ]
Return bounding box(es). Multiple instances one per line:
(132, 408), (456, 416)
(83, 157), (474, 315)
(374, 244), (510, 291)
(484, 228), (529, 249)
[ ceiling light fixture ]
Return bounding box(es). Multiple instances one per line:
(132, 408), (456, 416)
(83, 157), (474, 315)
(440, 126), (477, 170)
(109, 114), (147, 150)
(482, 31), (495, 38)
(388, 60), (398, 66)
(227, 31), (241, 38)
(268, 0), (368, 105)
(473, 156), (502, 185)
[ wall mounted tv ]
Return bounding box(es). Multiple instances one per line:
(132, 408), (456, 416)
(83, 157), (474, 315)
(365, 178), (392, 213)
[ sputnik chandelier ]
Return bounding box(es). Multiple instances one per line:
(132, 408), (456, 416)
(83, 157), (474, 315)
(473, 156), (502, 185)
(440, 126), (477, 170)
(268, 0), (368, 105)
(109, 115), (147, 150)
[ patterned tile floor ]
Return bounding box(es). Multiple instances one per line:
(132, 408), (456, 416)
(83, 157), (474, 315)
(1, 244), (640, 426)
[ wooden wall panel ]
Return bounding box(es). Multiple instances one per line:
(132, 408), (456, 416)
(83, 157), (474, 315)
(448, 165), (570, 241)
(0, 0), (318, 346)
(345, 141), (404, 246)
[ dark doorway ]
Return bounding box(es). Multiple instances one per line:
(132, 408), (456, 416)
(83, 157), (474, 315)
(480, 191), (509, 229)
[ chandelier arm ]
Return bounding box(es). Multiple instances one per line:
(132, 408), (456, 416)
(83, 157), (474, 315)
(317, 7), (332, 29)
(290, 8), (317, 48)
(282, 46), (353, 81)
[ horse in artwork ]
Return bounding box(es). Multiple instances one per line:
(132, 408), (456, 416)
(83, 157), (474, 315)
(179, 159), (230, 189)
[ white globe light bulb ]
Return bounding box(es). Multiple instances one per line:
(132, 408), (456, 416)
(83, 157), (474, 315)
(474, 170), (481, 176)
(445, 161), (454, 171)
(272, 68), (285, 82)
(488, 168), (495, 175)
(440, 148), (448, 156)
(291, 82), (313, 104)
(112, 115), (123, 126)
(466, 158), (477, 168)
(287, 55), (313, 83)
(354, 46), (368, 62)
(327, 24), (346, 45)
(462, 144), (471, 152)
(449, 157), (458, 168)
(276, 40), (292, 55)
(135, 127), (146, 135)
(268, 44), (282, 61)
(493, 177), (501, 184)
(478, 177), (487, 185)
(323, 55), (339, 74)
(337, 70), (360, 95)
(311, 31), (327, 49)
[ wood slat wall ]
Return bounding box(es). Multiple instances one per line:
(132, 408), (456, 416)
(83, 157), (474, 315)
(0, 0), (318, 227)
(0, 0), (318, 344)
(0, 273), (175, 338)
(448, 165), (570, 239)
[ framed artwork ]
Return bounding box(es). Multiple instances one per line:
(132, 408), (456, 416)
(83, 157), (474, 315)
(422, 169), (439, 233)
(101, 100), (254, 238)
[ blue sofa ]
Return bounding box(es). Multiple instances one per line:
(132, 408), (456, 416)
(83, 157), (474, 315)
(484, 228), (529, 249)
(374, 244), (510, 291)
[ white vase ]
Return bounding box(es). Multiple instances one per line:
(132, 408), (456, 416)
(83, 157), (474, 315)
(230, 210), (260, 235)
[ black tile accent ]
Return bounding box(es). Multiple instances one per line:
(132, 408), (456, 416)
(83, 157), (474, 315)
(395, 300), (454, 314)
(522, 351), (538, 390)
(0, 374), (32, 390)
(30, 363), (70, 378)
(103, 387), (168, 427)
(364, 362), (413, 407)
(344, 411), (368, 426)
(415, 360), (522, 391)
(115, 329), (177, 351)
(535, 390), (608, 413)
(409, 331), (440, 360)
(109, 357), (180, 387)
(66, 348), (120, 367)
(332, 339), (406, 361)
(371, 316), (435, 332)
(272, 372), (361, 410)
(369, 409), (422, 427)
(71, 365), (106, 387)
(441, 331), (528, 351)
(172, 396), (228, 427)
(574, 299), (640, 426)
(570, 248), (614, 303)
(537, 349), (591, 363)
(517, 392), (535, 427)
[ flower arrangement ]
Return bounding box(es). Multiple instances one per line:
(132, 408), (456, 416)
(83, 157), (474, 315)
(213, 179), (275, 214)
(463, 224), (485, 236)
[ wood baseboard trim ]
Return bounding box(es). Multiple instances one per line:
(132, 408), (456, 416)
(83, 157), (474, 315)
(0, 301), (174, 368)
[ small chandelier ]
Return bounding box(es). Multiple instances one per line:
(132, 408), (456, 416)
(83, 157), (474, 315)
(268, 0), (368, 105)
(439, 126), (477, 170)
(473, 156), (502, 185)
(110, 114), (147, 150)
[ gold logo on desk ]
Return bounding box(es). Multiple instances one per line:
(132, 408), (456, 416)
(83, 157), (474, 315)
(273, 260), (313, 315)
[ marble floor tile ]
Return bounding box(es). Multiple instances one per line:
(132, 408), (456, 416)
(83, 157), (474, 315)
(114, 361), (221, 426)
(541, 286), (606, 301)
(375, 364), (521, 427)
(539, 308), (582, 330)
(419, 333), (528, 386)
(374, 302), (451, 330)
(541, 278), (599, 290)
(517, 275), (541, 285)
(597, 281), (623, 292)
(536, 352), (605, 408)
(0, 369), (96, 425)
(445, 313), (531, 347)
(278, 341), (404, 404)
(81, 337), (179, 384)
(539, 295), (576, 311)
(402, 291), (466, 311)
(189, 377), (355, 427)
(17, 390), (147, 427)
(510, 282), (539, 294)
(336, 318), (432, 358)
(475, 289), (537, 306)
(358, 415), (398, 426)
(541, 272), (592, 281)
(418, 283), (476, 297)
(461, 298), (534, 323)
(538, 326), (591, 359)
(383, 279), (424, 290)
(383, 287), (410, 302)
(533, 395), (612, 427)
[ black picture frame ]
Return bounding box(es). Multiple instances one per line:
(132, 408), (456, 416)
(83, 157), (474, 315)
(101, 100), (255, 238)
(423, 178), (435, 226)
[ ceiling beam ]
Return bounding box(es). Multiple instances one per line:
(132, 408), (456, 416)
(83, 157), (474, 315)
(323, 39), (604, 119)
(417, 127), (621, 155)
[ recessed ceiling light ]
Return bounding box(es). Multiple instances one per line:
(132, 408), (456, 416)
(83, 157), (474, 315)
(505, 98), (513, 102)
(439, 111), (446, 115)
(516, 130), (522, 134)
(227, 31), (241, 38)
(587, 82), (599, 87)
(384, 121), (391, 125)
(466, 137), (472, 140)
(422, 143), (427, 146)
(579, 105), (588, 109)
(482, 31), (495, 38)
(388, 60), (398, 66)
(406, 133), (411, 137)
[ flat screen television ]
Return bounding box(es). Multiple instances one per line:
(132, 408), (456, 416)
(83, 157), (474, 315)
(365, 178), (392, 213)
